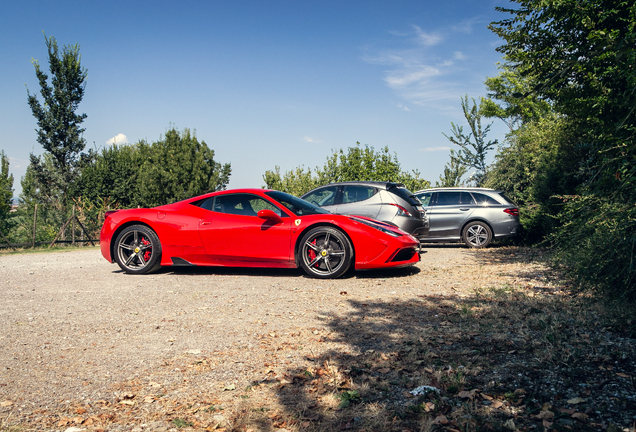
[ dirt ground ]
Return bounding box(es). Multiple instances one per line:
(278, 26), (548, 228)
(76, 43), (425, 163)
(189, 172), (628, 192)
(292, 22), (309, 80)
(1, 244), (619, 431)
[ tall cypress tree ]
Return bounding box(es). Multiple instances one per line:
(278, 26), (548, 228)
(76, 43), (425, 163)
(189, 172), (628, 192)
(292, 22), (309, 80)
(0, 151), (14, 234)
(26, 33), (88, 205)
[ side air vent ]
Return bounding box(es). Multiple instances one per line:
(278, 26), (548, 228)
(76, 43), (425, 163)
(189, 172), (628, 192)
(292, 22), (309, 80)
(171, 257), (196, 266)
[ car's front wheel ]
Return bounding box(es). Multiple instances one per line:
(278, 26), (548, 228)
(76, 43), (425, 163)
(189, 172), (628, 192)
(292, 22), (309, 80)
(299, 227), (353, 278)
(114, 225), (162, 274)
(462, 221), (492, 248)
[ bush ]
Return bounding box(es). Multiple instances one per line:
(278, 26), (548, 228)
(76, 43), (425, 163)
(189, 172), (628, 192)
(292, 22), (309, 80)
(552, 194), (636, 301)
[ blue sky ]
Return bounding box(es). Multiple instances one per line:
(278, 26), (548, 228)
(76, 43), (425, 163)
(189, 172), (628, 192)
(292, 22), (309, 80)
(1, 0), (512, 198)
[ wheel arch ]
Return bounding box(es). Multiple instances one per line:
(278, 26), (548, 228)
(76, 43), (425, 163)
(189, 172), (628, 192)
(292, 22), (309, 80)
(293, 222), (355, 268)
(109, 221), (158, 263)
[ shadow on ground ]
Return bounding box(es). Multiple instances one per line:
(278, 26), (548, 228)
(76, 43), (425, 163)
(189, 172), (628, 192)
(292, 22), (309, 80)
(232, 248), (636, 432)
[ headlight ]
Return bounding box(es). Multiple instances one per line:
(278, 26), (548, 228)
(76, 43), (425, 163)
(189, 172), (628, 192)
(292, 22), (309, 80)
(350, 217), (401, 237)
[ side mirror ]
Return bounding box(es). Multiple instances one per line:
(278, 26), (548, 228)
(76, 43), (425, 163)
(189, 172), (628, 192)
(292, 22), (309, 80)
(257, 209), (283, 224)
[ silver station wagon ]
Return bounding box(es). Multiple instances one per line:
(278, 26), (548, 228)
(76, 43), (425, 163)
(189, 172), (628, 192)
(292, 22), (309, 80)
(414, 187), (520, 248)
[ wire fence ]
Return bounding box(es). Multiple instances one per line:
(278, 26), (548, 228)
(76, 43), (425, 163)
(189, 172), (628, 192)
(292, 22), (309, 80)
(0, 197), (116, 250)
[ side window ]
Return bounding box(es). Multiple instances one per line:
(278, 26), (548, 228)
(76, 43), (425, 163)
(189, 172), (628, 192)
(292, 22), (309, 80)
(303, 187), (338, 206)
(471, 192), (500, 205)
(212, 194), (283, 217)
(435, 192), (461, 206)
(416, 192), (432, 207)
(460, 192), (476, 205)
(341, 185), (377, 204)
(196, 197), (215, 211)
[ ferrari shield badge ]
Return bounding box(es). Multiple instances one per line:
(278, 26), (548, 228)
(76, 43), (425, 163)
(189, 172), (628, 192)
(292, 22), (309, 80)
(295, 219), (301, 227)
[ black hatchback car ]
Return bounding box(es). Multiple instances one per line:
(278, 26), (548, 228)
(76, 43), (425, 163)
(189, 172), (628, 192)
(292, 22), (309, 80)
(301, 181), (429, 239)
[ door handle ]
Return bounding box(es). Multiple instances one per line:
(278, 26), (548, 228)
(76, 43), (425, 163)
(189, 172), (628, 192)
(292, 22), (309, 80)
(200, 221), (212, 226)
(459, 208), (470, 211)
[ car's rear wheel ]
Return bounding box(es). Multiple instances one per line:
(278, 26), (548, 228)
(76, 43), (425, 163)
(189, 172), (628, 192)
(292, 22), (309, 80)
(299, 227), (353, 278)
(114, 225), (162, 274)
(462, 221), (492, 248)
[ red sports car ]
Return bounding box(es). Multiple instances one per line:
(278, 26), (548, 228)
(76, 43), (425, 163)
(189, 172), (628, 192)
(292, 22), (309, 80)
(100, 189), (420, 278)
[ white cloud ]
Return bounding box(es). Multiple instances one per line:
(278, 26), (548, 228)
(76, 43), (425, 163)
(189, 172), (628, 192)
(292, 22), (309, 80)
(385, 66), (440, 87)
(451, 17), (483, 34)
(303, 136), (322, 143)
(106, 133), (129, 145)
(454, 51), (466, 60)
(413, 25), (442, 46)
(420, 146), (451, 152)
(363, 24), (474, 109)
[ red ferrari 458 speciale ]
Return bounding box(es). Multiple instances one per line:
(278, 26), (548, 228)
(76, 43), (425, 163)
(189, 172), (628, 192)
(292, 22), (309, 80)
(100, 189), (420, 278)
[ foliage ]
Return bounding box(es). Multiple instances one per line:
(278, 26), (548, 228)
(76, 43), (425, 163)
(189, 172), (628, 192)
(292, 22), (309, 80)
(26, 33), (88, 204)
(262, 165), (317, 198)
(553, 194), (636, 300)
(435, 149), (467, 187)
(76, 128), (231, 208)
(484, 116), (582, 243)
(480, 62), (552, 131)
(0, 151), (14, 235)
(73, 143), (144, 208)
(262, 142), (430, 196)
(487, 0), (636, 298)
(136, 128), (231, 207)
(489, 0), (636, 183)
(443, 96), (497, 186)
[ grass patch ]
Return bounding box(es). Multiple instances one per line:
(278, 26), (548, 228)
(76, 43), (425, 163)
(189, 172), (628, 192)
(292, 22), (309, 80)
(0, 244), (99, 256)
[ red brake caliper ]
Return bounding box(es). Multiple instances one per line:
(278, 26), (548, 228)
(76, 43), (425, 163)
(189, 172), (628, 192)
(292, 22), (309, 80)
(141, 237), (152, 261)
(309, 239), (318, 267)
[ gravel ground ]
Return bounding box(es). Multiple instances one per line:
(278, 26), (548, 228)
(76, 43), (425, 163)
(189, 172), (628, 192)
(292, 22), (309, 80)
(0, 244), (560, 429)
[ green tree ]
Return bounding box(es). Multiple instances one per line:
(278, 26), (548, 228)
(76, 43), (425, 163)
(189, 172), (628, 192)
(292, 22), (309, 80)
(136, 128), (231, 207)
(435, 149), (467, 187)
(263, 143), (430, 196)
(26, 33), (88, 204)
(489, 0), (636, 183)
(488, 0), (636, 298)
(262, 166), (318, 198)
(481, 62), (552, 131)
(73, 143), (143, 208)
(0, 151), (14, 235)
(443, 96), (497, 187)
(484, 116), (581, 242)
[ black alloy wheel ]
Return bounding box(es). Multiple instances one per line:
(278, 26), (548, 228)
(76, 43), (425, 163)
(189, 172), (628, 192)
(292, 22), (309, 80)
(299, 227), (353, 278)
(114, 224), (162, 274)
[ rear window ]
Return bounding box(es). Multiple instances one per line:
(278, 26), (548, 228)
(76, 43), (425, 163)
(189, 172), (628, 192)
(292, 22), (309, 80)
(388, 185), (420, 206)
(496, 192), (517, 206)
(471, 192), (501, 205)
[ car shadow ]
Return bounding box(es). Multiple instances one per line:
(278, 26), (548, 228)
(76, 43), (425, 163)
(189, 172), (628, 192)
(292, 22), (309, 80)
(420, 242), (465, 249)
(113, 264), (421, 279)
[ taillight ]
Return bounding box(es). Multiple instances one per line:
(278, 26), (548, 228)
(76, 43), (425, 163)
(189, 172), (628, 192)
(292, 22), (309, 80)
(389, 203), (412, 217)
(504, 208), (519, 217)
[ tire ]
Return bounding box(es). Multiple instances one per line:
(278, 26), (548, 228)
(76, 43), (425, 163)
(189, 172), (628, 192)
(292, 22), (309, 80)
(298, 226), (353, 278)
(462, 221), (492, 248)
(114, 225), (162, 274)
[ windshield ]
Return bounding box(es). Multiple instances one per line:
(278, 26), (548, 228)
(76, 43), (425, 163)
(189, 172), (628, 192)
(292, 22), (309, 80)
(265, 191), (330, 216)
